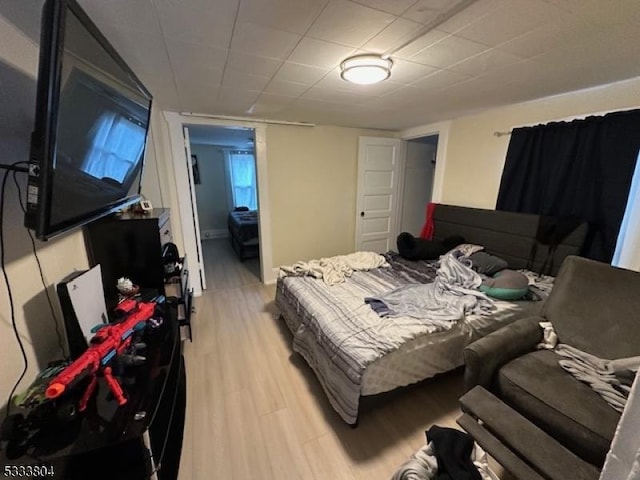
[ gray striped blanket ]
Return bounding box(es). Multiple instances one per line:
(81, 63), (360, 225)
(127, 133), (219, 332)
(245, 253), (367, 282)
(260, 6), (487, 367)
(276, 253), (501, 424)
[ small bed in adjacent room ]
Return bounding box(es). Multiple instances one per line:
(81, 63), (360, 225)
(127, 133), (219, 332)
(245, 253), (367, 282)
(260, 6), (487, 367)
(227, 209), (259, 260)
(275, 204), (588, 425)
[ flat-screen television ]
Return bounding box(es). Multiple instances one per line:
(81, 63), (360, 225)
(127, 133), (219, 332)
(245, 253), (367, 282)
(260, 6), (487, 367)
(25, 0), (153, 240)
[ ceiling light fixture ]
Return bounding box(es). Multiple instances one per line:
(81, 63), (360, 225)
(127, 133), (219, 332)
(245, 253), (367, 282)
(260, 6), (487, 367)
(338, 0), (480, 87)
(340, 54), (393, 85)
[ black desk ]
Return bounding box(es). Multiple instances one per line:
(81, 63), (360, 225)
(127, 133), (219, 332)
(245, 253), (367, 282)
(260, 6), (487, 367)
(1, 305), (186, 480)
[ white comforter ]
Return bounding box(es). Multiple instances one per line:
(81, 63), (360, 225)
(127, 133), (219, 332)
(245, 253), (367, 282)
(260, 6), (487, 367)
(279, 251), (389, 285)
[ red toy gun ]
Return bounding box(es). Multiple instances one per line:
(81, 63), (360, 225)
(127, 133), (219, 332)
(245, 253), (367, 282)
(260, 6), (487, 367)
(44, 300), (157, 411)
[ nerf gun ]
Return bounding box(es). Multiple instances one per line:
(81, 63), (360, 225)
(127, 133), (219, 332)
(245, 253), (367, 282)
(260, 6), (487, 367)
(44, 299), (158, 412)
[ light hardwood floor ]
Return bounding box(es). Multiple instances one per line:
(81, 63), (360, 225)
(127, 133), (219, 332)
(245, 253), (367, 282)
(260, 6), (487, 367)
(178, 239), (507, 479)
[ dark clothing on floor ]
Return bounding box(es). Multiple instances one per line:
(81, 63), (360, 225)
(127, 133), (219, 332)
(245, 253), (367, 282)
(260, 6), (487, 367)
(426, 426), (482, 480)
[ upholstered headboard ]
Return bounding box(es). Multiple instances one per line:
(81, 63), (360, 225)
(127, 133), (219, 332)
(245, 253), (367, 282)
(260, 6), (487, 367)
(432, 204), (588, 276)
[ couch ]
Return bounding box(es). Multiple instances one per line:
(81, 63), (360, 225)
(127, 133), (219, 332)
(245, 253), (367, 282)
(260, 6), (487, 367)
(463, 255), (640, 470)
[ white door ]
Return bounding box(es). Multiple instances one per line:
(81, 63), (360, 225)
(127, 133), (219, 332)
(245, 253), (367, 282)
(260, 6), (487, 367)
(355, 137), (403, 252)
(182, 127), (207, 290)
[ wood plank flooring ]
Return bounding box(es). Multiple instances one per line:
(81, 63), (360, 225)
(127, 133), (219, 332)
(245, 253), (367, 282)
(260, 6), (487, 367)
(178, 239), (509, 479)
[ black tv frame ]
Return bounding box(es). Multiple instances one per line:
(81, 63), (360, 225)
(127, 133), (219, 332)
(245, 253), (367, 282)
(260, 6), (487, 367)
(25, 0), (153, 240)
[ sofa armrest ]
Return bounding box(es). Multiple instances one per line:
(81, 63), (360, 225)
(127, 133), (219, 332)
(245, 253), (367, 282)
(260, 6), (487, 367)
(463, 316), (543, 392)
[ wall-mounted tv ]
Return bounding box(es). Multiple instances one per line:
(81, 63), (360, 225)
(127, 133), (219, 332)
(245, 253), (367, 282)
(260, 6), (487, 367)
(25, 0), (153, 240)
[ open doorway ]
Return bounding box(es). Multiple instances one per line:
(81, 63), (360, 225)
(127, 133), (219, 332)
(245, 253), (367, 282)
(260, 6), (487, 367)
(186, 124), (261, 290)
(399, 134), (438, 235)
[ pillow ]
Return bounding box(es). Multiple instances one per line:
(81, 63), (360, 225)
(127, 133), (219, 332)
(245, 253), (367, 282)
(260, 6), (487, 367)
(448, 243), (484, 257)
(468, 251), (508, 275)
(479, 269), (529, 300)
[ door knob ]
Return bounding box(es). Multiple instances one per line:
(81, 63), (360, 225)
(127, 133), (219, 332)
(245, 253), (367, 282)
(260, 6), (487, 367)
(360, 212), (365, 217)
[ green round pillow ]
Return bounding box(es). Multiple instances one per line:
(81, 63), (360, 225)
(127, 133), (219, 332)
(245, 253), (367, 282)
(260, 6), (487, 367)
(480, 269), (529, 300)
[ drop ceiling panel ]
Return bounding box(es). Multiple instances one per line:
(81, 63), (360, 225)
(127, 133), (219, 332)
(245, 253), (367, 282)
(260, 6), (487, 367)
(393, 28), (449, 59)
(410, 35), (489, 68)
(252, 92), (298, 113)
(222, 69), (272, 91)
(292, 97), (355, 112)
(99, 26), (172, 78)
(231, 22), (301, 59)
(61, 0), (640, 130)
(177, 82), (222, 109)
(174, 66), (224, 93)
(287, 37), (356, 69)
(165, 40), (228, 71)
(496, 22), (584, 59)
(155, 3), (235, 48)
(264, 79), (310, 97)
(388, 59), (439, 84)
(448, 49), (523, 76)
(454, 1), (568, 47)
(363, 17), (424, 53)
(543, 0), (640, 24)
(271, 61), (331, 85)
(434, 0), (501, 33)
(302, 86), (366, 104)
(312, 69), (404, 95)
(217, 87), (262, 112)
(402, 0), (471, 25)
(78, 0), (158, 34)
(306, 0), (395, 47)
(351, 0), (418, 16)
(411, 68), (471, 90)
(237, 0), (329, 35)
(225, 52), (284, 78)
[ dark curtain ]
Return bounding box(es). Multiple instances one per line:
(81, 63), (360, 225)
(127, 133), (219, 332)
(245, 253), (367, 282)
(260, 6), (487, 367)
(496, 109), (640, 262)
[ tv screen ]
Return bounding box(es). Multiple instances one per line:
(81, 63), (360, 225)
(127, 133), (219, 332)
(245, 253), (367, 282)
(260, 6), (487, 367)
(25, 0), (152, 240)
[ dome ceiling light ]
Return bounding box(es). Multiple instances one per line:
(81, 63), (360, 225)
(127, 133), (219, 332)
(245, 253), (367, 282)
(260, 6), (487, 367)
(340, 54), (393, 85)
(339, 0), (480, 86)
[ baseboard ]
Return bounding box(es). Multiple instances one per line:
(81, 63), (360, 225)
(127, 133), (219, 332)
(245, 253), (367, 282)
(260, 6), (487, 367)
(264, 267), (280, 285)
(201, 229), (228, 239)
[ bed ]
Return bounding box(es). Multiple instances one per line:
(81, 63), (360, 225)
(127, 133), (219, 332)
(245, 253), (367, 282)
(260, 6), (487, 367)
(275, 204), (588, 425)
(227, 209), (259, 260)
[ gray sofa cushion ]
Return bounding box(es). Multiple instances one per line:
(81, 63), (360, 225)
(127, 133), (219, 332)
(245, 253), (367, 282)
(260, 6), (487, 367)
(495, 349), (620, 467)
(543, 256), (640, 359)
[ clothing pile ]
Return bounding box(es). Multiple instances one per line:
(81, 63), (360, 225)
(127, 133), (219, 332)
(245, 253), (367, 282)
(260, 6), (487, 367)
(392, 426), (497, 480)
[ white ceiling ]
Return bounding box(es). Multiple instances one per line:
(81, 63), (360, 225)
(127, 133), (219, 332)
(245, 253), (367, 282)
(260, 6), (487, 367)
(5, 0), (640, 130)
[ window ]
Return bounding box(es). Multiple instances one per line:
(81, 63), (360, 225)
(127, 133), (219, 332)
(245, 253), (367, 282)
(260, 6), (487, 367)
(227, 151), (257, 210)
(82, 112), (145, 183)
(613, 149), (640, 269)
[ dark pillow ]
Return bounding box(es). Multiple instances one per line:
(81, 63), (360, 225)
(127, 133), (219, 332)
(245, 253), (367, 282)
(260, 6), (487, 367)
(397, 232), (448, 260)
(480, 269), (529, 300)
(468, 251), (508, 275)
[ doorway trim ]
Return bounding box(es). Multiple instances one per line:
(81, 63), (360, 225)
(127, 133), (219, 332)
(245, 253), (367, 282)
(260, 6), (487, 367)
(163, 111), (275, 295)
(399, 120), (451, 203)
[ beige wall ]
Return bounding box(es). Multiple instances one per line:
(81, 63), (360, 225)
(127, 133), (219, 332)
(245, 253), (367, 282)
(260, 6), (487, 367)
(267, 124), (394, 266)
(191, 144), (231, 236)
(0, 13), (91, 406)
(0, 10), (168, 406)
(439, 77), (640, 209)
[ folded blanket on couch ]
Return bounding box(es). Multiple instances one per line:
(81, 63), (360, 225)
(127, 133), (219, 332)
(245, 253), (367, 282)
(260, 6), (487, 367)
(555, 344), (640, 413)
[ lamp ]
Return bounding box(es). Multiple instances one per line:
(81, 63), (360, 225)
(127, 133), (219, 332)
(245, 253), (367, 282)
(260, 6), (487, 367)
(340, 54), (393, 85)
